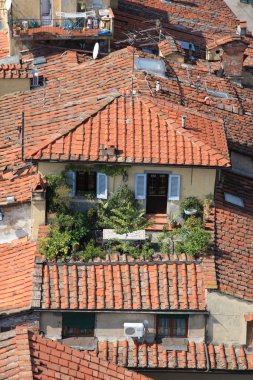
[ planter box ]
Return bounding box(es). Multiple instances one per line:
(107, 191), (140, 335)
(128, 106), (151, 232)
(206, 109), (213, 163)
(103, 229), (146, 241)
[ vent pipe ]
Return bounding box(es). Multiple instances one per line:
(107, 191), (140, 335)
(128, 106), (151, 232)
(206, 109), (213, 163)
(182, 115), (186, 128)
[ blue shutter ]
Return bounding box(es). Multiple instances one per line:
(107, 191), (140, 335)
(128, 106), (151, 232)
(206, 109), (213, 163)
(96, 172), (108, 199)
(135, 174), (146, 200)
(168, 175), (180, 200)
(65, 171), (76, 198)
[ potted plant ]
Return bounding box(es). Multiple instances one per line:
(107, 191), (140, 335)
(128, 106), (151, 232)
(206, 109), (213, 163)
(180, 196), (203, 220)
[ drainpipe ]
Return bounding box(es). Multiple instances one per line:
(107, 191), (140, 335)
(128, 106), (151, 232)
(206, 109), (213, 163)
(204, 343), (211, 372)
(21, 111), (25, 162)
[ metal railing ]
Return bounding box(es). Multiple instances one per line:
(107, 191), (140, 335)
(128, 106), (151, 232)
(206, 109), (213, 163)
(11, 17), (113, 38)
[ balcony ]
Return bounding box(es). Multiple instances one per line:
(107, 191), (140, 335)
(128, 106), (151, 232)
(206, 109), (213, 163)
(11, 9), (114, 40)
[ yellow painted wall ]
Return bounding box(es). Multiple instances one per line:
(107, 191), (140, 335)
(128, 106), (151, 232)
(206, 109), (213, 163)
(12, 0), (41, 19)
(38, 162), (216, 215)
(0, 79), (30, 96)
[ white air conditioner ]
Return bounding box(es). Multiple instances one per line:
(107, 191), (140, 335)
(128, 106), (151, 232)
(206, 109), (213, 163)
(124, 323), (144, 339)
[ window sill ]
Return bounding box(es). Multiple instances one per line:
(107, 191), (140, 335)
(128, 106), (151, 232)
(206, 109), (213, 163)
(160, 337), (188, 351)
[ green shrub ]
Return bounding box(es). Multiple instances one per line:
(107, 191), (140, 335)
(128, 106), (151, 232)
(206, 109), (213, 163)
(79, 240), (105, 262)
(184, 216), (204, 230)
(175, 227), (210, 257)
(46, 175), (70, 213)
(98, 186), (149, 234)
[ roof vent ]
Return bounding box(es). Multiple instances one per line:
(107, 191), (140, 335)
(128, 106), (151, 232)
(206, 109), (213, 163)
(106, 145), (117, 156)
(135, 58), (167, 78)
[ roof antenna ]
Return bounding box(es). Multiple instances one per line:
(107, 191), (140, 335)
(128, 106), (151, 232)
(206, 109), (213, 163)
(21, 112), (25, 161)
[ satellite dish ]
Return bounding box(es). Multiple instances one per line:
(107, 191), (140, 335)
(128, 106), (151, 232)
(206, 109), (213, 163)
(6, 0), (12, 11)
(93, 42), (99, 60)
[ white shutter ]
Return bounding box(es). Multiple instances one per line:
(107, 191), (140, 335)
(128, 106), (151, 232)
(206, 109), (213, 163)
(168, 175), (180, 200)
(96, 172), (108, 199)
(65, 171), (76, 198)
(135, 174), (146, 200)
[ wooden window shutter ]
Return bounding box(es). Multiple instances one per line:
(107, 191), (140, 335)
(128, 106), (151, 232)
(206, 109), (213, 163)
(96, 172), (108, 199)
(135, 174), (147, 200)
(65, 171), (76, 198)
(168, 175), (180, 200)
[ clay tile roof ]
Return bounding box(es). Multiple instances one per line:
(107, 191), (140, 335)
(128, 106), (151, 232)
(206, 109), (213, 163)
(93, 339), (253, 371)
(0, 30), (9, 59)
(158, 36), (185, 58)
(28, 95), (230, 167)
(0, 327), (151, 380)
(206, 35), (242, 50)
(215, 170), (253, 301)
(36, 259), (215, 311)
(0, 63), (33, 79)
(0, 238), (38, 315)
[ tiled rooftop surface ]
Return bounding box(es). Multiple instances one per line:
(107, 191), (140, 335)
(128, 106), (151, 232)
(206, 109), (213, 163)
(0, 30), (9, 59)
(0, 62), (33, 79)
(37, 259), (216, 311)
(0, 326), (150, 380)
(29, 95), (230, 167)
(94, 339), (253, 371)
(0, 238), (37, 314)
(215, 170), (253, 301)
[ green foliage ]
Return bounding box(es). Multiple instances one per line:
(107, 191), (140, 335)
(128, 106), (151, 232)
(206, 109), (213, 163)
(180, 196), (203, 220)
(96, 165), (129, 177)
(98, 186), (149, 234)
(175, 227), (210, 257)
(107, 239), (154, 259)
(40, 212), (90, 261)
(79, 240), (105, 262)
(184, 216), (204, 229)
(46, 175), (70, 213)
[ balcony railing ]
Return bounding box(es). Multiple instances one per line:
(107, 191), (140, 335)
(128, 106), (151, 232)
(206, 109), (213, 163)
(11, 9), (114, 39)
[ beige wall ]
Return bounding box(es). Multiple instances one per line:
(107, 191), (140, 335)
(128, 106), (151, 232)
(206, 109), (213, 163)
(12, 0), (41, 19)
(207, 291), (253, 345)
(188, 315), (205, 343)
(38, 162), (216, 216)
(0, 79), (30, 97)
(31, 196), (46, 240)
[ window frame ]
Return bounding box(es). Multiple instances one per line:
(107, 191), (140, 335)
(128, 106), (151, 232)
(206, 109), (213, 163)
(75, 171), (97, 196)
(62, 312), (95, 338)
(156, 314), (188, 339)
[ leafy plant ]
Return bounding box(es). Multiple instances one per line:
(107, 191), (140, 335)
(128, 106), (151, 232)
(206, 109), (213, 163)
(184, 216), (204, 229)
(98, 186), (149, 234)
(180, 196), (203, 220)
(40, 212), (90, 261)
(175, 227), (210, 257)
(79, 240), (105, 262)
(46, 174), (70, 213)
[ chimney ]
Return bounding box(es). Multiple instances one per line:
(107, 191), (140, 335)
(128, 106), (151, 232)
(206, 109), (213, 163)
(237, 21), (247, 36)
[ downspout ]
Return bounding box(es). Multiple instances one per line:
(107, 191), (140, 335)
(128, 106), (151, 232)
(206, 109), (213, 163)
(204, 343), (211, 372)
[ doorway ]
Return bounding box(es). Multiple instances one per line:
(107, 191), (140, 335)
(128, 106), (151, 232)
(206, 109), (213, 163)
(41, 0), (51, 26)
(146, 173), (168, 214)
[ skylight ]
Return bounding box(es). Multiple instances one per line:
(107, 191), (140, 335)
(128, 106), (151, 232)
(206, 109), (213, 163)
(224, 192), (244, 207)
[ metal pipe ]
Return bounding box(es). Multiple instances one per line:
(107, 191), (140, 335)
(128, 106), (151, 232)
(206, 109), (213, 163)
(21, 112), (24, 161)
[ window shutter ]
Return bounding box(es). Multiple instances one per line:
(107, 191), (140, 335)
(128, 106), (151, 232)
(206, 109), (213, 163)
(96, 172), (108, 199)
(168, 175), (180, 200)
(135, 174), (146, 200)
(65, 171), (76, 198)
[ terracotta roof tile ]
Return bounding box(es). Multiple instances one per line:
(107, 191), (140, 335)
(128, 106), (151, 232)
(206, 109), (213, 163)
(215, 170), (253, 301)
(93, 339), (253, 371)
(28, 95), (230, 167)
(36, 259), (215, 311)
(0, 30), (9, 59)
(0, 327), (151, 380)
(0, 238), (38, 314)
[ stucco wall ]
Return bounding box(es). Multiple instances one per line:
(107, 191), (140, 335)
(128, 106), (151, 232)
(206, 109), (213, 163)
(0, 203), (31, 243)
(38, 162), (216, 216)
(12, 0), (41, 19)
(40, 311), (62, 340)
(207, 291), (253, 345)
(0, 79), (30, 96)
(188, 315), (206, 343)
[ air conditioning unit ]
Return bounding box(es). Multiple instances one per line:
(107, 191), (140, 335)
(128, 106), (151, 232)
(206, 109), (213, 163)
(124, 323), (145, 339)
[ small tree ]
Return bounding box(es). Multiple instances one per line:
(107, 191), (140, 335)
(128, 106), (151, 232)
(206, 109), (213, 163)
(46, 174), (70, 213)
(98, 186), (149, 235)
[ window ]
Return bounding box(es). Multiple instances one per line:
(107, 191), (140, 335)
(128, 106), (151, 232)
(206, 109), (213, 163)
(76, 171), (96, 196)
(224, 192), (244, 208)
(247, 321), (253, 348)
(62, 313), (95, 338)
(157, 315), (188, 338)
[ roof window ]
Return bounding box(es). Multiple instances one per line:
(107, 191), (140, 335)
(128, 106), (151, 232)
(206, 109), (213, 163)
(224, 192), (244, 207)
